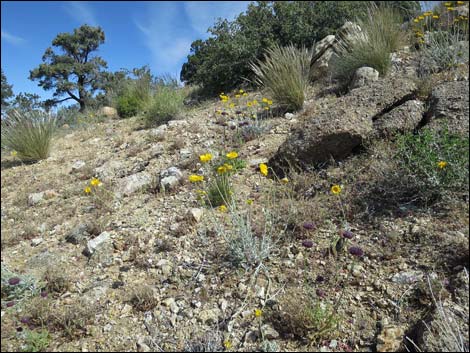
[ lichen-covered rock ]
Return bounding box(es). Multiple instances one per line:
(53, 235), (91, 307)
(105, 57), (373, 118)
(374, 100), (424, 137)
(269, 77), (417, 172)
(426, 81), (469, 135)
(350, 67), (379, 89)
(116, 172), (152, 197)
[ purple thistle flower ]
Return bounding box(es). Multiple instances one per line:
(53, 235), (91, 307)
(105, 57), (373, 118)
(20, 317), (32, 325)
(8, 277), (21, 285)
(40, 291), (48, 298)
(303, 222), (316, 230)
(316, 275), (325, 283)
(349, 246), (364, 257)
(316, 288), (326, 298)
(302, 240), (314, 248)
(342, 230), (354, 239)
(6, 301), (15, 307)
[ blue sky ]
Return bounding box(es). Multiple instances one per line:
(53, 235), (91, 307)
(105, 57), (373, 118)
(1, 1), (251, 102)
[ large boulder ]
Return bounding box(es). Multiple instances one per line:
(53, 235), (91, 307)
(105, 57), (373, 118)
(311, 22), (363, 80)
(99, 106), (118, 118)
(374, 100), (425, 137)
(426, 81), (469, 135)
(269, 77), (417, 173)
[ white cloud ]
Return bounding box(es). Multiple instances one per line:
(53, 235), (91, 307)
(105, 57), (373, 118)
(1, 30), (26, 45)
(64, 1), (98, 26)
(183, 1), (250, 35)
(135, 2), (250, 77)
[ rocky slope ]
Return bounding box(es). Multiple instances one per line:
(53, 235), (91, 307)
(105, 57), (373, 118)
(1, 54), (469, 352)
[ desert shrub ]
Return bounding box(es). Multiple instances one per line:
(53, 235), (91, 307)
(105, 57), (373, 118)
(268, 288), (340, 342)
(143, 86), (186, 127)
(1, 109), (56, 161)
(418, 30), (469, 77)
(116, 93), (142, 119)
(22, 329), (51, 352)
(128, 284), (157, 312)
(1, 264), (39, 307)
(331, 5), (406, 86)
(395, 126), (469, 202)
(42, 266), (71, 295)
(251, 44), (312, 111)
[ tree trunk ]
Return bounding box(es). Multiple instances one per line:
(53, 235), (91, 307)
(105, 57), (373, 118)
(79, 100), (86, 112)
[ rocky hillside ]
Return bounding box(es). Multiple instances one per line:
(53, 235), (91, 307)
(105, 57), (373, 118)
(1, 45), (469, 352)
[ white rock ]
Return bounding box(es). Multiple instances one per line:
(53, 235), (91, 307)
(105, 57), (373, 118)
(27, 192), (44, 206)
(116, 172), (152, 196)
(85, 232), (111, 256)
(71, 160), (86, 172)
(31, 238), (43, 247)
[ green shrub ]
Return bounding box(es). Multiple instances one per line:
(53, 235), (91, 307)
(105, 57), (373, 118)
(331, 5), (405, 86)
(1, 109), (56, 161)
(116, 93), (142, 119)
(22, 329), (50, 352)
(395, 126), (469, 202)
(207, 174), (233, 207)
(251, 44), (312, 111)
(143, 86), (186, 127)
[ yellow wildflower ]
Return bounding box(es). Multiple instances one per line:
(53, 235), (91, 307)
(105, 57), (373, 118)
(84, 186), (92, 194)
(217, 165), (227, 174)
(216, 110), (222, 115)
(457, 0), (465, 4)
(226, 151), (238, 159)
(229, 103), (235, 108)
(199, 153), (212, 163)
(90, 178), (102, 187)
(189, 174), (204, 182)
(413, 18), (419, 23)
(448, 7), (455, 11)
(262, 97), (268, 103)
(254, 308), (262, 317)
(252, 99), (258, 105)
(196, 189), (206, 195)
(432, 15), (440, 19)
(418, 15), (425, 20)
(10, 150), (17, 157)
(223, 340), (233, 349)
(242, 92), (248, 97)
(264, 107), (270, 110)
(331, 185), (342, 195)
(281, 177), (289, 184)
(259, 163), (268, 176)
(437, 161), (448, 169)
(239, 89), (244, 94)
(246, 199), (253, 205)
(444, 2), (451, 6)
(235, 94), (241, 99)
(219, 205), (228, 212)
(267, 99), (273, 105)
(223, 163), (233, 171)
(247, 101), (252, 107)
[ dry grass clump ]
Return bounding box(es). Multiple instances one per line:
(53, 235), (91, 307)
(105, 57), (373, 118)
(128, 284), (158, 311)
(1, 109), (56, 162)
(267, 288), (340, 343)
(25, 297), (96, 338)
(250, 44), (312, 111)
(42, 265), (72, 296)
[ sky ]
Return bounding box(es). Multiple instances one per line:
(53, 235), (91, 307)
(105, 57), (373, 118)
(1, 1), (251, 102)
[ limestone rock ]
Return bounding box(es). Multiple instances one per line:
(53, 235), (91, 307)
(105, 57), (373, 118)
(98, 106), (118, 118)
(350, 67), (379, 89)
(374, 100), (425, 137)
(116, 172), (152, 196)
(426, 81), (469, 135)
(269, 76), (416, 172)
